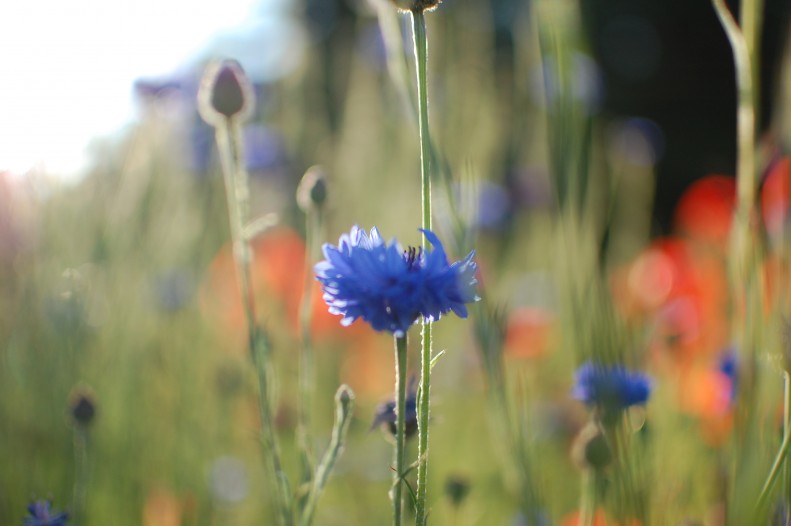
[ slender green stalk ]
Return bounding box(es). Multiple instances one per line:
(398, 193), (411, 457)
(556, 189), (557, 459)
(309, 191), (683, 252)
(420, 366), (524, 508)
(740, 0), (764, 88)
(579, 468), (596, 526)
(784, 371), (791, 522)
(299, 385), (355, 526)
(393, 335), (409, 526)
(297, 203), (322, 488)
(757, 372), (791, 512)
(71, 426), (88, 522)
(216, 119), (292, 526)
(411, 9), (433, 525)
(710, 0), (756, 320)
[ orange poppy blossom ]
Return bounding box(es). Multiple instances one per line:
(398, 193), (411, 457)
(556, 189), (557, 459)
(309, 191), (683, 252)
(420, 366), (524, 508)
(673, 175), (735, 251)
(560, 509), (641, 526)
(200, 226), (359, 354)
(612, 237), (729, 368)
(674, 357), (736, 446)
(503, 306), (555, 360)
(760, 157), (791, 312)
(761, 156), (791, 245)
(143, 488), (182, 526)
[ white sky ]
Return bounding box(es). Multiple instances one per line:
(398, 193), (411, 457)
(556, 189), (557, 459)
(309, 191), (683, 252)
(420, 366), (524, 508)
(0, 0), (278, 180)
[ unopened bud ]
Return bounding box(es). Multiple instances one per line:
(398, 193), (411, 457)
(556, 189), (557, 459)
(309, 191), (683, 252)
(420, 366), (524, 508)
(296, 166), (328, 212)
(69, 388), (96, 427)
(444, 475), (470, 507)
(389, 0), (443, 12)
(198, 60), (254, 124)
(572, 422), (612, 471)
(336, 384), (354, 407)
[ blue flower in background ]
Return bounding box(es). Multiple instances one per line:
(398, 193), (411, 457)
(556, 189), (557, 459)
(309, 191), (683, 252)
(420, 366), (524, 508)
(371, 388), (418, 438)
(572, 361), (651, 412)
(315, 226), (478, 337)
(719, 350), (738, 403)
(23, 500), (70, 526)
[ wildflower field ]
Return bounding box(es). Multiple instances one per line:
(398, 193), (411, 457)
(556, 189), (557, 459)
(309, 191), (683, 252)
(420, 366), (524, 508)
(4, 0), (791, 524)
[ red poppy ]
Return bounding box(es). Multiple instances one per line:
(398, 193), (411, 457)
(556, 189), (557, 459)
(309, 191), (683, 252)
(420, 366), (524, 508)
(616, 238), (728, 364)
(560, 509), (641, 526)
(200, 226), (356, 353)
(673, 175), (736, 249)
(761, 156), (791, 240)
(503, 307), (555, 359)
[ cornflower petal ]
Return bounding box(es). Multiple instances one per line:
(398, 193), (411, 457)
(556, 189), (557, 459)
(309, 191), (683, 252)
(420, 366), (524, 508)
(315, 226), (478, 336)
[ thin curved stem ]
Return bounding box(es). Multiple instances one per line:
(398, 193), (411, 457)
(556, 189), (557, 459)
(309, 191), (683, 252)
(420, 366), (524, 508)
(757, 372), (791, 512)
(299, 386), (354, 526)
(217, 120), (292, 525)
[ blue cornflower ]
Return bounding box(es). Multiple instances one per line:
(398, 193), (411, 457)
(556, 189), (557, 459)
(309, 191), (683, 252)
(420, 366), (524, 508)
(23, 500), (70, 526)
(371, 390), (418, 439)
(315, 226), (478, 337)
(572, 361), (651, 412)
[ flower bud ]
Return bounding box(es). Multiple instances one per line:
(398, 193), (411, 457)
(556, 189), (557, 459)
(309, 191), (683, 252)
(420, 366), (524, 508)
(198, 60), (255, 125)
(389, 0), (443, 12)
(69, 388), (96, 427)
(296, 165), (328, 212)
(572, 422), (612, 471)
(444, 475), (470, 507)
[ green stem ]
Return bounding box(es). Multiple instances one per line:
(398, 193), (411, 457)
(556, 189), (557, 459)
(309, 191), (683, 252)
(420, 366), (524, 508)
(784, 371), (791, 521)
(757, 371), (791, 512)
(394, 335), (409, 526)
(579, 468), (596, 526)
(412, 9), (433, 525)
(217, 119), (292, 526)
(297, 206), (322, 489)
(413, 11), (432, 235)
(299, 385), (354, 526)
(710, 0), (756, 323)
(71, 426), (88, 523)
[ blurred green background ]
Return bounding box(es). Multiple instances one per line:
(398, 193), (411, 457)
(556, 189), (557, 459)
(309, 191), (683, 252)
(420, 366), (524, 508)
(2, 0), (791, 524)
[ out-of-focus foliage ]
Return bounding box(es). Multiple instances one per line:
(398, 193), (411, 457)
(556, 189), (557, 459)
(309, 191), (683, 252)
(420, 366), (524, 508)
(2, 0), (791, 524)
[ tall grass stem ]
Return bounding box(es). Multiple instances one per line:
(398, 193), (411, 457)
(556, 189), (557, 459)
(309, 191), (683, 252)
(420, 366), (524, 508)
(757, 372), (791, 512)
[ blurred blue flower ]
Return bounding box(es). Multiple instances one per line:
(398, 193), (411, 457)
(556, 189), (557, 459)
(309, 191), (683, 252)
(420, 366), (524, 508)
(23, 500), (70, 526)
(718, 350), (738, 403)
(315, 226), (478, 337)
(152, 269), (194, 312)
(572, 361), (651, 412)
(371, 388), (418, 439)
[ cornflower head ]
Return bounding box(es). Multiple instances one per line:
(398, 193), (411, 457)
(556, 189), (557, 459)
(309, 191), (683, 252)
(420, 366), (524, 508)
(315, 226), (478, 337)
(23, 501), (70, 526)
(572, 361), (652, 419)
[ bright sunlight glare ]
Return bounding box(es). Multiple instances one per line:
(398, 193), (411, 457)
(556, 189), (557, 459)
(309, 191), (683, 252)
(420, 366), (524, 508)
(0, 0), (265, 181)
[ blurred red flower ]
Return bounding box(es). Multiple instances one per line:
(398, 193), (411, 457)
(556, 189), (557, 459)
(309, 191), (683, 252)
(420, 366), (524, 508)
(200, 226), (357, 353)
(503, 307), (555, 359)
(761, 156), (791, 241)
(673, 175), (735, 250)
(560, 509), (641, 526)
